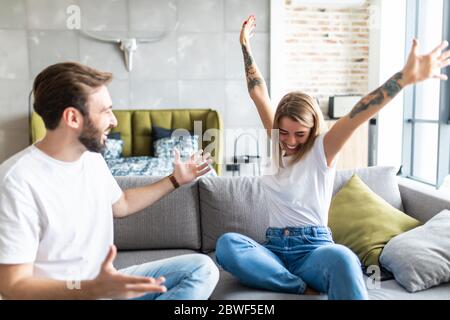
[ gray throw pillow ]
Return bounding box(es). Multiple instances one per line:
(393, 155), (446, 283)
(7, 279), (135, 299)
(380, 209), (450, 293)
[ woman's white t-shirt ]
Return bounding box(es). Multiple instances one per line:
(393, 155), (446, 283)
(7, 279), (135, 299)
(0, 145), (123, 281)
(260, 133), (337, 228)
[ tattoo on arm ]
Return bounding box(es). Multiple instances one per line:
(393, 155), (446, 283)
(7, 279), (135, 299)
(241, 44), (263, 91)
(349, 72), (404, 118)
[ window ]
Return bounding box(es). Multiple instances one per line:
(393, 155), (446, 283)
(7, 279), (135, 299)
(402, 0), (450, 188)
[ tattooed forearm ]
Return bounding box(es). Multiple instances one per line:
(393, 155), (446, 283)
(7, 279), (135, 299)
(248, 78), (263, 89)
(383, 72), (403, 97)
(349, 72), (404, 119)
(242, 44), (254, 72)
(241, 44), (264, 92)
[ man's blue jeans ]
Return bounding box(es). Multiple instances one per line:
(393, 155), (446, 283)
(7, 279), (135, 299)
(215, 226), (368, 300)
(119, 254), (219, 300)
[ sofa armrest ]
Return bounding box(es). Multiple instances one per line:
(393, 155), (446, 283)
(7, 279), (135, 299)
(398, 178), (450, 223)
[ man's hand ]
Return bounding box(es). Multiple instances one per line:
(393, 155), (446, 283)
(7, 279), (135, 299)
(91, 245), (166, 299)
(401, 39), (450, 86)
(113, 149), (212, 218)
(240, 15), (256, 46)
(172, 148), (213, 186)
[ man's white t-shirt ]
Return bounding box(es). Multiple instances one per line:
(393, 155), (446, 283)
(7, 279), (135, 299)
(0, 145), (123, 281)
(260, 133), (337, 228)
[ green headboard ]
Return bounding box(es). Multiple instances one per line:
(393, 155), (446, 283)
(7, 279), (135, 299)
(30, 109), (223, 175)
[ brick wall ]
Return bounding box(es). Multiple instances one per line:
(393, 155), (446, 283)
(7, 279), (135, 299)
(283, 0), (371, 115)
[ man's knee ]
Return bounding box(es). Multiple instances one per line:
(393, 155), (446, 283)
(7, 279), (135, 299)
(189, 254), (220, 285)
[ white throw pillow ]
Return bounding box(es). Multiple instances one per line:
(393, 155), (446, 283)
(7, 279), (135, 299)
(380, 209), (450, 292)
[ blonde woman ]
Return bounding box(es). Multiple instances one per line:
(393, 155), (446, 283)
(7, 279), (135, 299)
(215, 15), (450, 300)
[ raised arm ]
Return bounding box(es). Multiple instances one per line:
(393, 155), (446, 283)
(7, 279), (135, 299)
(113, 149), (212, 218)
(324, 39), (450, 167)
(240, 15), (274, 136)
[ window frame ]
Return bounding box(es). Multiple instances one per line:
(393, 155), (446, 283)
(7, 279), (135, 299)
(402, 0), (450, 188)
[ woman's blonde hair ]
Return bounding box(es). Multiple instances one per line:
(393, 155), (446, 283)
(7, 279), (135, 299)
(273, 91), (325, 166)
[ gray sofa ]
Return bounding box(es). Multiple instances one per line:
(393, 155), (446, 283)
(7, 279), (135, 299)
(113, 166), (450, 300)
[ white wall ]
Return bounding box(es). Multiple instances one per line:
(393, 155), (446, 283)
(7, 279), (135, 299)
(369, 0), (406, 169)
(269, 0), (286, 106)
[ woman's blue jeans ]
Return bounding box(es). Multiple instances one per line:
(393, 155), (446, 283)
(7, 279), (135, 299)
(215, 226), (368, 300)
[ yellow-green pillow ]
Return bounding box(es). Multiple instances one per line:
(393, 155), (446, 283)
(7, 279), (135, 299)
(328, 174), (421, 267)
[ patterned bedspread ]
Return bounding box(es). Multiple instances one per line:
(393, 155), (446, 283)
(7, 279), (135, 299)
(106, 156), (217, 177)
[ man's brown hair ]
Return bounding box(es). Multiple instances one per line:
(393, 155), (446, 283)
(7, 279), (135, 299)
(32, 62), (113, 130)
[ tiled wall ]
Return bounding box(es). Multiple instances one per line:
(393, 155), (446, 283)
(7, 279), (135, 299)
(0, 0), (270, 164)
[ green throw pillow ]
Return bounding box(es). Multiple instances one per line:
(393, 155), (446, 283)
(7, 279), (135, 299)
(328, 174), (421, 267)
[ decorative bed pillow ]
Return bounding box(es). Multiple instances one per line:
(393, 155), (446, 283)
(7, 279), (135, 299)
(103, 138), (123, 159)
(328, 174), (421, 267)
(154, 135), (199, 160)
(106, 156), (217, 177)
(152, 126), (174, 141)
(107, 132), (122, 140)
(380, 209), (450, 293)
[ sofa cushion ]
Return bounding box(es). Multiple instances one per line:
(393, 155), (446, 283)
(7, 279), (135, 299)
(380, 209), (450, 293)
(114, 176), (201, 251)
(210, 270), (327, 300)
(329, 175), (421, 267)
(367, 278), (450, 300)
(399, 180), (450, 222)
(115, 249), (198, 270)
(199, 176), (270, 253)
(333, 166), (404, 212)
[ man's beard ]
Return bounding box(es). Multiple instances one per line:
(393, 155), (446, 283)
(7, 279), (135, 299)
(78, 116), (107, 153)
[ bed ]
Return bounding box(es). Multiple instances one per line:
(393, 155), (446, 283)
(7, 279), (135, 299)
(30, 109), (223, 177)
(105, 156), (216, 177)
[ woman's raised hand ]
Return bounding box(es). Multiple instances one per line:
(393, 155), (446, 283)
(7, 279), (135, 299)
(240, 15), (256, 46)
(401, 39), (450, 86)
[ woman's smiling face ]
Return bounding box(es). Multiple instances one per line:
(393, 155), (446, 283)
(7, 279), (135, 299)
(277, 116), (311, 156)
